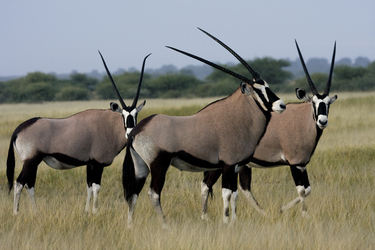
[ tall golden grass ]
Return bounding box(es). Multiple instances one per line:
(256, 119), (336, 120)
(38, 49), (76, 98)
(0, 92), (374, 249)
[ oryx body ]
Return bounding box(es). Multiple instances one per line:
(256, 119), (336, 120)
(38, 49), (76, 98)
(7, 53), (150, 215)
(123, 28), (286, 227)
(201, 41), (338, 219)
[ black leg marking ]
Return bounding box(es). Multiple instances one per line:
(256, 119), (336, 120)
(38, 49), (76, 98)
(221, 165), (238, 223)
(239, 166), (252, 191)
(86, 164), (104, 187)
(281, 165), (311, 216)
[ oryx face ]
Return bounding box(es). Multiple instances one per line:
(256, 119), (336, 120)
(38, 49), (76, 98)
(295, 40), (338, 130)
(244, 80), (286, 114)
(100, 52), (150, 139)
(296, 88), (337, 130)
(110, 101), (146, 138)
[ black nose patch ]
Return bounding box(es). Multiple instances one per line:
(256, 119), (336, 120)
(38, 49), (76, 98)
(318, 102), (327, 116)
(126, 116), (135, 128)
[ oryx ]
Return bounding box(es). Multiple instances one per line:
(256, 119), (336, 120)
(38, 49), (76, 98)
(6, 52), (150, 215)
(201, 40), (338, 219)
(122, 28), (286, 227)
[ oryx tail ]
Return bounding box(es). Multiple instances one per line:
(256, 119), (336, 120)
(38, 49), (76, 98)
(7, 117), (40, 192)
(123, 138), (136, 201)
(7, 132), (16, 192)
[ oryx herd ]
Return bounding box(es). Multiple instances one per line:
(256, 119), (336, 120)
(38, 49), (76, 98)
(6, 28), (337, 228)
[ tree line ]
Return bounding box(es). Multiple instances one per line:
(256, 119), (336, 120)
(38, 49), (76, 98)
(1, 57), (374, 103)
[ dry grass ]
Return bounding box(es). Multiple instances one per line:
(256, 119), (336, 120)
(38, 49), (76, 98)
(0, 92), (374, 249)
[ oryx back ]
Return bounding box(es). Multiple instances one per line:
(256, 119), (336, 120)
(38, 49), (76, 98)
(14, 109), (126, 169)
(131, 88), (269, 173)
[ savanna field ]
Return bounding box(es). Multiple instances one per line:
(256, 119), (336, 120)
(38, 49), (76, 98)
(0, 92), (374, 249)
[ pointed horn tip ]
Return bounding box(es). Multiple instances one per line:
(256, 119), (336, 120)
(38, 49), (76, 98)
(98, 50), (105, 58)
(294, 39), (301, 49)
(98, 50), (104, 59)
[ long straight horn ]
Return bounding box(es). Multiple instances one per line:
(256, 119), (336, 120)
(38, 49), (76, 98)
(324, 41), (336, 95)
(132, 53), (151, 108)
(198, 27), (261, 81)
(166, 46), (253, 84)
(98, 51), (127, 108)
(295, 40), (319, 95)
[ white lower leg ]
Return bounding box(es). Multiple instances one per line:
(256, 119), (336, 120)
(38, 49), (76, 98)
(240, 187), (266, 216)
(85, 185), (93, 212)
(281, 197), (300, 212)
(25, 184), (37, 213)
(230, 190), (238, 221)
(92, 183), (101, 214)
(13, 181), (24, 215)
(281, 185), (310, 215)
(222, 188), (231, 224)
(148, 189), (167, 227)
(201, 182), (210, 220)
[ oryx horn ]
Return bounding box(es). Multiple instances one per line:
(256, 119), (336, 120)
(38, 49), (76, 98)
(295, 40), (319, 95)
(132, 53), (151, 108)
(98, 51), (127, 109)
(166, 46), (253, 84)
(166, 29), (263, 85)
(198, 27), (261, 81)
(324, 41), (336, 95)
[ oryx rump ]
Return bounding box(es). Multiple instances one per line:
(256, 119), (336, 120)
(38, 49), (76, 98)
(7, 52), (150, 215)
(201, 40), (338, 219)
(123, 28), (286, 227)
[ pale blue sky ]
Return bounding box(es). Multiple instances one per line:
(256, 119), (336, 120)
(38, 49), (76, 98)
(1, 1), (374, 76)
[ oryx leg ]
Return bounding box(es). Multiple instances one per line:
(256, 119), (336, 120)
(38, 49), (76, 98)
(148, 156), (170, 229)
(221, 165), (238, 224)
(85, 164), (104, 213)
(281, 165), (311, 217)
(14, 158), (40, 215)
(13, 181), (24, 215)
(127, 174), (148, 228)
(201, 170), (222, 220)
(239, 166), (266, 216)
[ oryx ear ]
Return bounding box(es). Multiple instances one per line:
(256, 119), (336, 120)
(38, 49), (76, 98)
(136, 100), (146, 113)
(330, 95), (338, 104)
(295, 88), (311, 101)
(241, 82), (252, 95)
(110, 102), (122, 113)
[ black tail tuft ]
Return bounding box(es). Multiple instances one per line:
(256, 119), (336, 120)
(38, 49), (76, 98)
(6, 134), (16, 193)
(122, 137), (136, 202)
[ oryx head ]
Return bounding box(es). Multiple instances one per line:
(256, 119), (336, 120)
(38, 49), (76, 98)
(99, 51), (150, 138)
(295, 40), (338, 130)
(166, 28), (286, 114)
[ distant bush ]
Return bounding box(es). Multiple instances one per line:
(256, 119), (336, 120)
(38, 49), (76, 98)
(55, 86), (90, 101)
(1, 58), (374, 103)
(23, 82), (55, 102)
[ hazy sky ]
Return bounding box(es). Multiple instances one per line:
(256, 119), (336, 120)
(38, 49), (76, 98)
(1, 1), (374, 76)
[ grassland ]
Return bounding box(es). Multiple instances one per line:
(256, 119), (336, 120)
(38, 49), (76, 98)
(0, 92), (374, 249)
